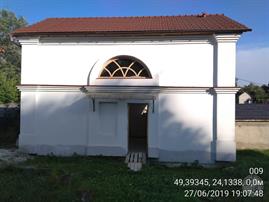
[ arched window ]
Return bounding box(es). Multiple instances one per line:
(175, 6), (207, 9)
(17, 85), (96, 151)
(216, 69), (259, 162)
(99, 56), (151, 79)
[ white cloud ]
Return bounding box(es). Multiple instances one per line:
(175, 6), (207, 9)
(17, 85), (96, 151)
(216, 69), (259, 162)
(237, 47), (269, 85)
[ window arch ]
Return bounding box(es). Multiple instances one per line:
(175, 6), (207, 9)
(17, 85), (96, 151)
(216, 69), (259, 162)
(99, 56), (152, 79)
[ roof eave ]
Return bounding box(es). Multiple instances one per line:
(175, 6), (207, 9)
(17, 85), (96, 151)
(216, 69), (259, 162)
(11, 29), (251, 38)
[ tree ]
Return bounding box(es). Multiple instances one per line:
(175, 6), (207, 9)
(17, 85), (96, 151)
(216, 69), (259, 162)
(262, 84), (269, 94)
(0, 9), (27, 103)
(0, 71), (18, 103)
(240, 83), (269, 103)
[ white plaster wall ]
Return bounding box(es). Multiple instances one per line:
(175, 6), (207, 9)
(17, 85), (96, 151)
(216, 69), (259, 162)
(216, 94), (236, 141)
(215, 93), (236, 161)
(88, 98), (158, 157)
(19, 92), (88, 148)
(20, 92), (36, 137)
(18, 35), (239, 162)
(89, 100), (125, 147)
(21, 39), (214, 86)
(19, 90), (160, 157)
(158, 93), (213, 163)
(216, 42), (236, 86)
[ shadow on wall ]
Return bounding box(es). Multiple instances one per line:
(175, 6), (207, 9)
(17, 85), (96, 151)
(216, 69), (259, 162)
(0, 104), (20, 147)
(20, 78), (214, 162)
(21, 92), (89, 145)
(158, 95), (213, 163)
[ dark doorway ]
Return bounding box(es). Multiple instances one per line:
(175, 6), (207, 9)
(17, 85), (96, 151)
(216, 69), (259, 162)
(128, 103), (148, 153)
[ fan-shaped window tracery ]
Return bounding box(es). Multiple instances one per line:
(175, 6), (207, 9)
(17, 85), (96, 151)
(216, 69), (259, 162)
(99, 56), (151, 79)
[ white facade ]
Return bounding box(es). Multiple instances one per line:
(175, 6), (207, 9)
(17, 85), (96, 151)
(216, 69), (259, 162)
(16, 34), (241, 163)
(239, 92), (252, 104)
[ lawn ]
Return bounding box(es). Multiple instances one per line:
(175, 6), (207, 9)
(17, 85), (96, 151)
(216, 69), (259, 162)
(0, 150), (268, 202)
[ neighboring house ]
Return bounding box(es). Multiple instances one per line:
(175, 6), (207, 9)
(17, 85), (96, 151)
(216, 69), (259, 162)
(238, 92), (252, 104)
(12, 14), (250, 163)
(236, 104), (269, 149)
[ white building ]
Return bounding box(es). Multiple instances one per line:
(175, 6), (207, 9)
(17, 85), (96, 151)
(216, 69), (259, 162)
(238, 92), (252, 104)
(12, 14), (250, 163)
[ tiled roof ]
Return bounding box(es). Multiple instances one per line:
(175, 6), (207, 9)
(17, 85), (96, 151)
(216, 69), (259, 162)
(236, 104), (269, 120)
(12, 14), (251, 37)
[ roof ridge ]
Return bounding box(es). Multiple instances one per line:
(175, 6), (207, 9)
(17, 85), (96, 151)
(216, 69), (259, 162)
(43, 13), (225, 20)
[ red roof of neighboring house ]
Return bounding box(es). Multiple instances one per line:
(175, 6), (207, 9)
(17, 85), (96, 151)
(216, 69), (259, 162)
(12, 14), (251, 37)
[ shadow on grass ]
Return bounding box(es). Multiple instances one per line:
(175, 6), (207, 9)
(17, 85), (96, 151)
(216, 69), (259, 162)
(0, 150), (268, 202)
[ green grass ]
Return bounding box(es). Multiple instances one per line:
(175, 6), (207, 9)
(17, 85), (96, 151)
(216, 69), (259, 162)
(0, 150), (268, 202)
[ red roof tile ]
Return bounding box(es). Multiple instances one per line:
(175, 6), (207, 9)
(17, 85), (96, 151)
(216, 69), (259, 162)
(12, 14), (251, 37)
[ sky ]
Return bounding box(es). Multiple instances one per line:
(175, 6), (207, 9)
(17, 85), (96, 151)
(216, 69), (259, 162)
(1, 0), (268, 85)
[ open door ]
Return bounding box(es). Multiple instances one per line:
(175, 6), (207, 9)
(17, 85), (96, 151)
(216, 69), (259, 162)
(128, 103), (148, 153)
